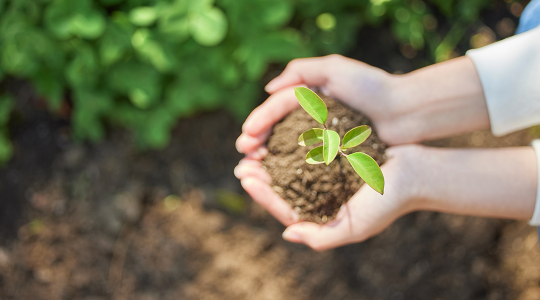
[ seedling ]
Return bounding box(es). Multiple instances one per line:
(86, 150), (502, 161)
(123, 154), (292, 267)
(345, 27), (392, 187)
(295, 87), (385, 195)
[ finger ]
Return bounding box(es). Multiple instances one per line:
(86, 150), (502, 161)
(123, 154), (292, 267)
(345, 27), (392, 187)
(282, 205), (354, 251)
(241, 176), (299, 226)
(265, 55), (341, 93)
(234, 162), (272, 183)
(241, 87), (300, 138)
(236, 129), (272, 155)
(244, 147), (268, 160)
(238, 157), (263, 166)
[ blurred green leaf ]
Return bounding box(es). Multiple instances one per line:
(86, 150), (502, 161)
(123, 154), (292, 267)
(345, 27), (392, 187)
(0, 94), (14, 125)
(129, 6), (157, 27)
(158, 6), (190, 42)
(188, 6), (228, 46)
(33, 69), (63, 111)
(44, 0), (105, 39)
(72, 88), (113, 141)
(0, 131), (13, 165)
(305, 146), (324, 165)
(323, 129), (340, 165)
(346, 152), (384, 195)
(298, 128), (323, 146)
(215, 189), (246, 215)
(342, 125), (371, 149)
(65, 42), (98, 88)
(71, 11), (106, 39)
(107, 61), (161, 109)
(132, 28), (178, 72)
(316, 12), (336, 31)
(99, 21), (133, 66)
(294, 87), (327, 124)
(261, 0), (293, 28)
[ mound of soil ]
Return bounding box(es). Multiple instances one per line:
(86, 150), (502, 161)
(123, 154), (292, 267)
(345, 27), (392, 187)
(263, 96), (387, 223)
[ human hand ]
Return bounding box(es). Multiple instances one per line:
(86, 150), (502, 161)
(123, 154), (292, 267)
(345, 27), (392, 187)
(236, 55), (490, 156)
(235, 145), (422, 251)
(235, 144), (537, 251)
(236, 54), (398, 156)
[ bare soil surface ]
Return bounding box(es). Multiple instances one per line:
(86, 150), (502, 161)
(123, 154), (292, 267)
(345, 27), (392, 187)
(263, 96), (386, 223)
(1, 83), (540, 300)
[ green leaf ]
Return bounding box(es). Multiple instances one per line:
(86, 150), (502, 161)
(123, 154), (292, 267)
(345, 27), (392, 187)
(298, 128), (323, 146)
(158, 9), (190, 42)
(305, 146), (324, 164)
(294, 87), (327, 124)
(0, 94), (14, 125)
(129, 7), (157, 27)
(323, 129), (340, 165)
(70, 11), (106, 39)
(342, 125), (372, 149)
(0, 132), (13, 166)
(188, 6), (228, 47)
(346, 152), (384, 195)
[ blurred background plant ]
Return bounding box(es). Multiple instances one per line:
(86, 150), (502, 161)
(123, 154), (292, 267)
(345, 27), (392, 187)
(0, 0), (518, 164)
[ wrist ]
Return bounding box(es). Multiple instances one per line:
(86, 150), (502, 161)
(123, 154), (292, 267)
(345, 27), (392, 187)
(379, 57), (490, 145)
(406, 146), (537, 220)
(382, 144), (430, 215)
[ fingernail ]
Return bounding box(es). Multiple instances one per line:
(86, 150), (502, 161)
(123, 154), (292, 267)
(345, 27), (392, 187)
(282, 229), (302, 243)
(233, 165), (241, 179)
(235, 138), (244, 154)
(257, 147), (268, 157)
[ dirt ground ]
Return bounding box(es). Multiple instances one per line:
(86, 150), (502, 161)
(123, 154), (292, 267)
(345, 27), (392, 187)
(1, 80), (540, 300)
(2, 2), (540, 299)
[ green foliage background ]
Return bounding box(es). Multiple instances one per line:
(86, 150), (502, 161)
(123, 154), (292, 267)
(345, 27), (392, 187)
(0, 0), (493, 164)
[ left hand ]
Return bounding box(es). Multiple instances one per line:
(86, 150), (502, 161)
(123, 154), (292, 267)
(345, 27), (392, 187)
(235, 145), (422, 251)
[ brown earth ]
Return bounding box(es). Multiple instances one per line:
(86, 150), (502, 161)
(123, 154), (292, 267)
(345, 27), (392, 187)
(263, 96), (386, 223)
(1, 81), (540, 300)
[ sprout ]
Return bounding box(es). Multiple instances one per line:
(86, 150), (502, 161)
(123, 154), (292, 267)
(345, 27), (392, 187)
(295, 87), (385, 195)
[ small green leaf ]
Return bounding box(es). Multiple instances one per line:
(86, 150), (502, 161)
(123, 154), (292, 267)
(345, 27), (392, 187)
(305, 146), (324, 164)
(342, 125), (372, 149)
(346, 152), (384, 195)
(129, 7), (157, 27)
(188, 6), (228, 46)
(294, 87), (327, 124)
(298, 128), (323, 146)
(323, 129), (340, 165)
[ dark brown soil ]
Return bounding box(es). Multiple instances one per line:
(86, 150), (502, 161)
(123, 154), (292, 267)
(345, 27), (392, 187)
(263, 96), (387, 223)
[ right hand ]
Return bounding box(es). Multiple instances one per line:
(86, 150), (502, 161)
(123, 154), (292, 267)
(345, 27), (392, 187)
(236, 54), (403, 156)
(236, 55), (489, 156)
(235, 145), (424, 251)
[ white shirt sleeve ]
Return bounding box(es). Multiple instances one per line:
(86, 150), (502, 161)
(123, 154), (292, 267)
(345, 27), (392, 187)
(466, 25), (540, 136)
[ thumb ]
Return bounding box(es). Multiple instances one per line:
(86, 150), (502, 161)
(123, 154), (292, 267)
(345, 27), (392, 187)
(282, 206), (357, 251)
(265, 55), (343, 93)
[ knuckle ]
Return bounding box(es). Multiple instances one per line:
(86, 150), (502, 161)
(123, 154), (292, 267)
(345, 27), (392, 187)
(286, 58), (302, 69)
(326, 54), (344, 62)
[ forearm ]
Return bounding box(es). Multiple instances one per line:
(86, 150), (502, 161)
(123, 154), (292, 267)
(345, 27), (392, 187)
(385, 56), (490, 143)
(411, 146), (537, 220)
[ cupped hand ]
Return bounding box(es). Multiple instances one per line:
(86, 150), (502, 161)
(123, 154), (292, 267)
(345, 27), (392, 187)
(234, 145), (423, 251)
(236, 54), (402, 156)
